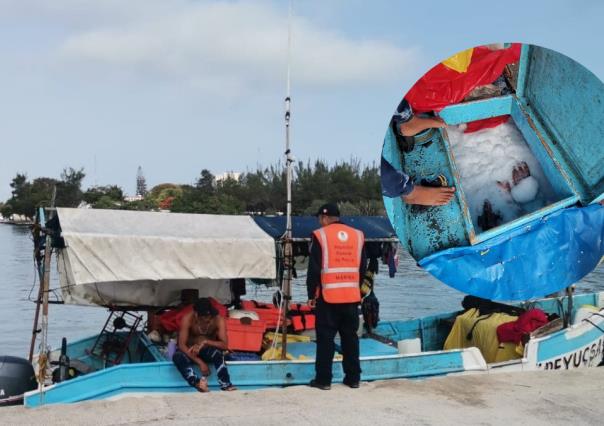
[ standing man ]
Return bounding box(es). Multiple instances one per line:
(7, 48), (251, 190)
(307, 203), (366, 390)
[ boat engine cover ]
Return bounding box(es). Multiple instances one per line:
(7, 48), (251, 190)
(0, 356), (38, 405)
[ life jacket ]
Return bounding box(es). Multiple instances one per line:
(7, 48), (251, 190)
(313, 223), (364, 303)
(240, 300), (281, 329)
(288, 303), (316, 331)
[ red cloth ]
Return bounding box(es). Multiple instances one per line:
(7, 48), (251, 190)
(496, 309), (548, 344)
(158, 298), (227, 332)
(405, 44), (521, 113)
(464, 115), (510, 133)
(159, 305), (193, 332)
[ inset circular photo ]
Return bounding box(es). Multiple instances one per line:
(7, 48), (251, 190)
(381, 43), (604, 301)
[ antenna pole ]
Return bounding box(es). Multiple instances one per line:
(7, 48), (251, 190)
(281, 0), (294, 359)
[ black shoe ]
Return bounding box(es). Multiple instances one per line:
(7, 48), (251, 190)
(343, 380), (360, 389)
(309, 379), (331, 390)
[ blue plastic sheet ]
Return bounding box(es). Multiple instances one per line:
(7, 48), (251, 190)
(419, 204), (604, 301)
(253, 216), (395, 241)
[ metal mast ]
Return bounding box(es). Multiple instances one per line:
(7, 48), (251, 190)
(280, 0), (294, 359)
(36, 187), (56, 401)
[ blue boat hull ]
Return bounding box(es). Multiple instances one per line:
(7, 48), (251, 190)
(24, 292), (604, 407)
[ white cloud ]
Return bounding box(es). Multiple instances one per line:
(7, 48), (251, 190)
(53, 1), (418, 94)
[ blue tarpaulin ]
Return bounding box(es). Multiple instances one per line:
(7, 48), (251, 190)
(252, 216), (396, 241)
(419, 204), (604, 301)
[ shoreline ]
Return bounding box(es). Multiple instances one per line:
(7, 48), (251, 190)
(0, 220), (33, 226)
(3, 368), (603, 425)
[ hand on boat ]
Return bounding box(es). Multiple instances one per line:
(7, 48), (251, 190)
(400, 115), (446, 136)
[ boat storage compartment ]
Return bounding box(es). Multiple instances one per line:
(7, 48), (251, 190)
(440, 95), (577, 245)
(226, 318), (267, 352)
(439, 44), (604, 246)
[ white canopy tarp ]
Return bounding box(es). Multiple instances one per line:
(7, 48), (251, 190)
(55, 208), (276, 307)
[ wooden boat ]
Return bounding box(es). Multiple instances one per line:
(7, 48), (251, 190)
(382, 43), (604, 301)
(24, 296), (604, 406)
(17, 207), (604, 407)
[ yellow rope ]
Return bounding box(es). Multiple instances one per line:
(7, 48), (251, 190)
(37, 352), (47, 387)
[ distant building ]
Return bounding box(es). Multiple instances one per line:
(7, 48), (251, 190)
(136, 166), (148, 197)
(125, 194), (144, 202)
(215, 172), (242, 184)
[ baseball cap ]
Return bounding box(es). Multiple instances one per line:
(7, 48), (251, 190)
(315, 203), (340, 217)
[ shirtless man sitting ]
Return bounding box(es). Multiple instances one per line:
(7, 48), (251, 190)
(172, 298), (236, 392)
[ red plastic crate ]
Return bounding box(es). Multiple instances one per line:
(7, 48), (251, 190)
(226, 318), (267, 352)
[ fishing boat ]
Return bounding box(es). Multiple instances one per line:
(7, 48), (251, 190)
(9, 206), (603, 408)
(382, 43), (604, 301)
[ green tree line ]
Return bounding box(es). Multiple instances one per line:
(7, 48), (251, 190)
(1, 159), (384, 220)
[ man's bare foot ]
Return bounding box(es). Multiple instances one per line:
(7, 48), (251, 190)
(195, 378), (209, 393)
(512, 161), (530, 185)
(400, 116), (446, 136)
(403, 185), (456, 206)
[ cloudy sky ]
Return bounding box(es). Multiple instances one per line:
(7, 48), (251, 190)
(1, 0), (603, 200)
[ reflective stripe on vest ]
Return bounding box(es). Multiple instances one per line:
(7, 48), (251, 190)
(313, 223), (364, 303)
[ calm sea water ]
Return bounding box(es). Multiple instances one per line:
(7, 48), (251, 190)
(1, 223), (603, 357)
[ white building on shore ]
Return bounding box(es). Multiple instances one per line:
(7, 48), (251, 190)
(215, 172), (241, 184)
(124, 194), (144, 202)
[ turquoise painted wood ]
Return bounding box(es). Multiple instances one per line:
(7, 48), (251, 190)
(520, 45), (604, 203)
(438, 95), (513, 125)
(531, 292), (604, 367)
(56, 332), (161, 372)
(24, 292), (604, 407)
(536, 324), (604, 365)
(520, 292), (601, 321)
(386, 126), (469, 259)
(24, 342), (469, 407)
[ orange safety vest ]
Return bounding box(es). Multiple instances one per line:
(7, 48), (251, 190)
(312, 223), (364, 303)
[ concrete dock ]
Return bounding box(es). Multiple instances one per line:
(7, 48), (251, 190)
(3, 368), (603, 425)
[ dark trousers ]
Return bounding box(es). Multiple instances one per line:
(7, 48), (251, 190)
(173, 347), (232, 389)
(314, 299), (361, 385)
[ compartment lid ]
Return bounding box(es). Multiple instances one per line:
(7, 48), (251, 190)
(517, 44), (604, 203)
